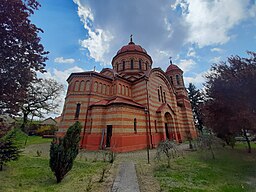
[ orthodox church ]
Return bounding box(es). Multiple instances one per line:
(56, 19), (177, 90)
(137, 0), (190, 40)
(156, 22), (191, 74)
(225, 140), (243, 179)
(57, 37), (197, 152)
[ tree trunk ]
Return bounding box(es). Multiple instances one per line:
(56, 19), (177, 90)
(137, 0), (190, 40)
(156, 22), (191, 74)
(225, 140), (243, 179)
(0, 163), (3, 171)
(21, 112), (28, 132)
(243, 129), (251, 153)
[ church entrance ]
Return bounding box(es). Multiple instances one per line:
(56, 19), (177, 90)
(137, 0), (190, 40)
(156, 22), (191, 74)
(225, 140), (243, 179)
(164, 112), (174, 140)
(106, 125), (112, 148)
(165, 123), (169, 140)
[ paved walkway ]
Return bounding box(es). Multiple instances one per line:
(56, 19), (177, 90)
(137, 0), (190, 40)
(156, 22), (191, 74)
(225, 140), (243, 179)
(111, 161), (140, 192)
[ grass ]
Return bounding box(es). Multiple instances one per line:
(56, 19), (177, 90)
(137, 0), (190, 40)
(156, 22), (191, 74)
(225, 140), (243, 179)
(14, 129), (52, 146)
(154, 148), (256, 192)
(0, 155), (108, 192)
(0, 131), (110, 192)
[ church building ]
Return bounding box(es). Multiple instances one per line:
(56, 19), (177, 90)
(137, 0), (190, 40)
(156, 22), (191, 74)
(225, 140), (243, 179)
(57, 37), (197, 152)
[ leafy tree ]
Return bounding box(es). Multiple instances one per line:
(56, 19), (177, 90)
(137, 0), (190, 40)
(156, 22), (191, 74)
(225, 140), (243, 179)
(204, 52), (256, 153)
(20, 78), (64, 132)
(0, 129), (21, 171)
(50, 122), (82, 183)
(187, 83), (204, 133)
(0, 0), (48, 115)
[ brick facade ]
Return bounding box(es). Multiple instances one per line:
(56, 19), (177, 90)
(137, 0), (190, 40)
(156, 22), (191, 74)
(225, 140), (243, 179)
(57, 39), (197, 152)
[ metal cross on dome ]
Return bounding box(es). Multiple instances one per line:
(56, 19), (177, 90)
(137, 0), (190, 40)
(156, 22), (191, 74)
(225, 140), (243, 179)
(130, 34), (133, 42)
(169, 56), (172, 64)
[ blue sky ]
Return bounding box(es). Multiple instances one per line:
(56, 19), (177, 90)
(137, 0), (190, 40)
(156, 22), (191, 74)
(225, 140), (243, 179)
(31, 0), (256, 115)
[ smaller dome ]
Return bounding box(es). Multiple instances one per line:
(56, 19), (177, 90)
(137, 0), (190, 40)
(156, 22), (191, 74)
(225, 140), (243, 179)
(166, 64), (183, 73)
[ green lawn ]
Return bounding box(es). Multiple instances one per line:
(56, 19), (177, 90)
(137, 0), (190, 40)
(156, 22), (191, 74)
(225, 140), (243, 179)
(154, 148), (256, 192)
(0, 132), (110, 192)
(14, 129), (53, 146)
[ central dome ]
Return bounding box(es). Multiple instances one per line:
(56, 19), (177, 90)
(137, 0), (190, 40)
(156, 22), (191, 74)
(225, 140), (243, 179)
(117, 41), (147, 55)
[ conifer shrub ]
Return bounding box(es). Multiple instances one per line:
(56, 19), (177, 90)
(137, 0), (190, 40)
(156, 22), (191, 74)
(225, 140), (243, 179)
(49, 121), (81, 183)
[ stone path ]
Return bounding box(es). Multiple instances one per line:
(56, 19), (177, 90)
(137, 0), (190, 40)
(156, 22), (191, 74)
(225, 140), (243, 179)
(111, 161), (140, 192)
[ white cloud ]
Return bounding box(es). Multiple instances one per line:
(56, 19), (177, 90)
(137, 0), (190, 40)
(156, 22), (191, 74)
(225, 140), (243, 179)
(176, 59), (196, 73)
(187, 47), (196, 57)
(173, 0), (252, 47)
(210, 56), (222, 64)
(54, 57), (75, 64)
(184, 71), (207, 88)
(73, 0), (114, 64)
(210, 48), (223, 53)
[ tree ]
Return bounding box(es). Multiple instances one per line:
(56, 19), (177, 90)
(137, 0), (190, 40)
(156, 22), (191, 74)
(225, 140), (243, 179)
(20, 78), (64, 132)
(0, 0), (48, 115)
(0, 129), (21, 171)
(187, 83), (204, 133)
(50, 122), (82, 183)
(204, 52), (256, 153)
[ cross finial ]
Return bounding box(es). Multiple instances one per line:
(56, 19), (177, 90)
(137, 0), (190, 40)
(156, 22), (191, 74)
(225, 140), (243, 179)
(130, 34), (133, 42)
(169, 56), (172, 64)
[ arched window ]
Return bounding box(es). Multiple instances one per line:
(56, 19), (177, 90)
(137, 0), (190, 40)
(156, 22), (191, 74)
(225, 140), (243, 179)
(107, 85), (110, 95)
(122, 85), (125, 95)
(86, 80), (90, 91)
(158, 89), (161, 102)
(123, 60), (125, 70)
(117, 64), (119, 72)
(118, 84), (121, 94)
(126, 86), (129, 96)
(99, 82), (102, 93)
(134, 118), (137, 133)
(94, 82), (98, 92)
(80, 80), (85, 91)
(145, 62), (148, 70)
(75, 103), (81, 119)
(103, 84), (106, 94)
(160, 86), (163, 103)
(170, 76), (173, 85)
(176, 75), (180, 85)
(163, 92), (166, 103)
(131, 59), (134, 69)
(139, 60), (142, 70)
(74, 81), (79, 91)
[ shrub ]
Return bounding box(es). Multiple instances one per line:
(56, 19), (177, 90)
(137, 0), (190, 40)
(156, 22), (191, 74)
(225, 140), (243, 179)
(0, 129), (21, 171)
(49, 121), (81, 183)
(156, 140), (178, 168)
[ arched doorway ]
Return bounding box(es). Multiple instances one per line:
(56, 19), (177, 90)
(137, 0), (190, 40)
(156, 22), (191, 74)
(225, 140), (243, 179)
(164, 112), (175, 140)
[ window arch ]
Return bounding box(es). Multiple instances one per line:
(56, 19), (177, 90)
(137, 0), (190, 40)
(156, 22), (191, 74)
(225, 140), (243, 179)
(118, 84), (121, 94)
(103, 84), (106, 94)
(107, 85), (110, 95)
(80, 80), (85, 91)
(158, 89), (161, 102)
(145, 62), (148, 70)
(176, 75), (180, 85)
(75, 103), (81, 119)
(160, 86), (163, 103)
(163, 92), (166, 103)
(131, 59), (134, 69)
(98, 83), (102, 93)
(122, 85), (125, 95)
(86, 80), (90, 91)
(74, 81), (79, 91)
(170, 76), (173, 85)
(139, 60), (142, 70)
(123, 60), (125, 70)
(134, 118), (137, 133)
(94, 81), (98, 92)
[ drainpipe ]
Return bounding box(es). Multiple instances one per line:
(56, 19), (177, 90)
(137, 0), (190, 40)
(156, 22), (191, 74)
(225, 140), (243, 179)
(81, 72), (93, 148)
(146, 79), (153, 148)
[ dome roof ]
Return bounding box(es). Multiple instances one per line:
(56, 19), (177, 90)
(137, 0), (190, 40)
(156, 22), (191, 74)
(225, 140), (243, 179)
(166, 64), (183, 73)
(117, 41), (147, 55)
